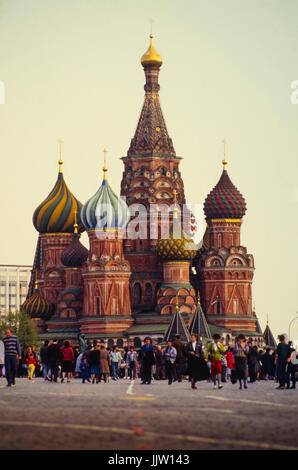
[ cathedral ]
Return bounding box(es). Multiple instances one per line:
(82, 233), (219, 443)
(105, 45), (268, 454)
(21, 34), (267, 348)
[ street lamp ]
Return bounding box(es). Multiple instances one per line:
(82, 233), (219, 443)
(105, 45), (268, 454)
(288, 312), (298, 341)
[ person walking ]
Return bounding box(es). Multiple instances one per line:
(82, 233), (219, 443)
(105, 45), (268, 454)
(173, 334), (186, 382)
(89, 343), (101, 383)
(162, 340), (177, 385)
(126, 346), (138, 380)
(2, 328), (21, 387)
(99, 345), (110, 383)
(0, 340), (4, 378)
(206, 334), (225, 389)
(40, 340), (51, 381)
(118, 355), (126, 378)
(247, 341), (260, 383)
(75, 351), (84, 378)
(221, 352), (228, 382)
(233, 335), (249, 389)
(186, 334), (210, 389)
(286, 347), (298, 389)
(72, 346), (80, 377)
(26, 346), (36, 381)
(80, 356), (90, 383)
(60, 339), (74, 383)
(226, 346), (235, 381)
(47, 339), (61, 382)
(110, 346), (122, 381)
(275, 335), (291, 389)
(260, 348), (274, 380)
(154, 345), (165, 380)
(140, 337), (155, 385)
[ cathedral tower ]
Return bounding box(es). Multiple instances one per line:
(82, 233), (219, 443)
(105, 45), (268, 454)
(196, 145), (256, 331)
(80, 153), (133, 335)
(120, 34), (193, 311)
(30, 141), (84, 315)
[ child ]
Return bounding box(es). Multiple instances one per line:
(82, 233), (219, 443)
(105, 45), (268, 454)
(26, 346), (37, 381)
(80, 357), (90, 383)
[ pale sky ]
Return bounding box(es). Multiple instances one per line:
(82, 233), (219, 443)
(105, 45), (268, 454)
(0, 0), (298, 340)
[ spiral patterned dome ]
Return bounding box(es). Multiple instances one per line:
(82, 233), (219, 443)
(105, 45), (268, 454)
(157, 219), (197, 261)
(81, 177), (129, 231)
(61, 232), (88, 268)
(21, 284), (53, 319)
(33, 171), (85, 234)
(204, 169), (246, 220)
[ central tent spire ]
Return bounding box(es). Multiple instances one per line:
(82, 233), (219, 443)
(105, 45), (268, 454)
(127, 32), (175, 157)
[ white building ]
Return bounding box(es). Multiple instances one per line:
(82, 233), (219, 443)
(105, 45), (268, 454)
(0, 265), (32, 318)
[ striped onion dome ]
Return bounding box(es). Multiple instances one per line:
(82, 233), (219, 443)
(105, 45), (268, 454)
(156, 218), (197, 261)
(61, 232), (88, 268)
(204, 168), (246, 220)
(33, 169), (85, 234)
(81, 173), (129, 231)
(21, 284), (53, 319)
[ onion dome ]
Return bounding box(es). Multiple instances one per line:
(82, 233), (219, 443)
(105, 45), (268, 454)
(156, 191), (197, 261)
(60, 218), (88, 268)
(21, 282), (52, 319)
(204, 158), (246, 220)
(81, 151), (129, 231)
(33, 143), (85, 234)
(141, 34), (163, 68)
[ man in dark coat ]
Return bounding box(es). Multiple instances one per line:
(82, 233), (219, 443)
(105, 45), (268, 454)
(186, 334), (210, 389)
(40, 340), (50, 381)
(173, 334), (186, 382)
(140, 337), (155, 384)
(247, 341), (260, 383)
(275, 335), (291, 389)
(47, 339), (61, 382)
(154, 345), (165, 380)
(261, 348), (274, 379)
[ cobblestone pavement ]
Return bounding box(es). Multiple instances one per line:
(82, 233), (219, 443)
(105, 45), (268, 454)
(0, 377), (297, 450)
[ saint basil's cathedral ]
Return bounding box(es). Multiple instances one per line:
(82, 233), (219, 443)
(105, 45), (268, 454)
(21, 34), (270, 348)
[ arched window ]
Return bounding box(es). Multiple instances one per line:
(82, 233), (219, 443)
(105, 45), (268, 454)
(117, 339), (123, 349)
(133, 283), (142, 304)
(107, 339), (114, 349)
(218, 233), (222, 248)
(145, 283), (152, 298)
(230, 234), (233, 246)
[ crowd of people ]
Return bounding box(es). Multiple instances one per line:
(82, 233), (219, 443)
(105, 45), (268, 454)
(1, 328), (297, 391)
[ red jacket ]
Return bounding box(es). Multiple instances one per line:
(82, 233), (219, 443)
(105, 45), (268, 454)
(26, 354), (36, 366)
(226, 350), (235, 369)
(60, 346), (74, 362)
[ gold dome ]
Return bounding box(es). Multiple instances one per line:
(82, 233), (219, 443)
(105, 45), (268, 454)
(141, 34), (163, 67)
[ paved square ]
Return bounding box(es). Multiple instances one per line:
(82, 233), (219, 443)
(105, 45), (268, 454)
(0, 377), (297, 450)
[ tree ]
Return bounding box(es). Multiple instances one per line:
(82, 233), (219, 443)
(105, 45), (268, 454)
(0, 312), (40, 351)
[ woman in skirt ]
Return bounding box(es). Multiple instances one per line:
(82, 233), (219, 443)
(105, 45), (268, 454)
(60, 339), (74, 383)
(233, 335), (249, 389)
(206, 334), (225, 389)
(89, 343), (101, 383)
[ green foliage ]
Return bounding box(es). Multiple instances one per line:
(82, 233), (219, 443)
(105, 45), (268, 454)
(0, 312), (40, 351)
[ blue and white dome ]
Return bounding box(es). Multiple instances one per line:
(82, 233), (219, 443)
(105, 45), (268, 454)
(81, 174), (129, 231)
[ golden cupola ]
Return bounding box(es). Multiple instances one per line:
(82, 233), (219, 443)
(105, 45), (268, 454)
(141, 34), (163, 68)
